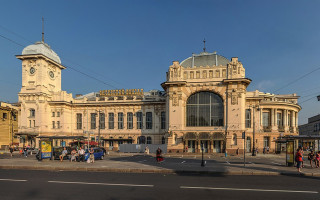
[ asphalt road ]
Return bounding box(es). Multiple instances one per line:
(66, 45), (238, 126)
(0, 169), (319, 200)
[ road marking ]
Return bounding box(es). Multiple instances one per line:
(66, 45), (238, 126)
(180, 186), (318, 194)
(0, 178), (27, 182)
(226, 161), (230, 164)
(48, 181), (154, 187)
(181, 161), (186, 164)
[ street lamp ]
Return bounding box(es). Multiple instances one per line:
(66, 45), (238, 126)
(250, 105), (260, 156)
(201, 141), (205, 167)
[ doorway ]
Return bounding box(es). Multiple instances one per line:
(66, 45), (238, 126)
(246, 137), (251, 152)
(188, 140), (195, 153)
(213, 140), (221, 153)
(201, 140), (208, 153)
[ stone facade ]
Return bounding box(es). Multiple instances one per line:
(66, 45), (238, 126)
(0, 102), (18, 148)
(16, 42), (301, 153)
(299, 114), (320, 136)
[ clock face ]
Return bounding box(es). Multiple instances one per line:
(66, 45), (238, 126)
(30, 67), (35, 74)
(49, 71), (54, 78)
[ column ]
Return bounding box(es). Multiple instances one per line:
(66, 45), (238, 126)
(284, 110), (289, 132)
(271, 108), (277, 131)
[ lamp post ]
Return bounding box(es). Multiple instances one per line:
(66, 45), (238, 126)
(250, 105), (260, 156)
(201, 141), (205, 167)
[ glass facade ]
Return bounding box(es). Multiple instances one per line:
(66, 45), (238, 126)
(186, 92), (223, 127)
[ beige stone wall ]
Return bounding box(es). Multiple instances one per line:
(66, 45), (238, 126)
(0, 103), (18, 148)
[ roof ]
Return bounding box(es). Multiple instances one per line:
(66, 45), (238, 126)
(22, 41), (61, 64)
(180, 52), (230, 68)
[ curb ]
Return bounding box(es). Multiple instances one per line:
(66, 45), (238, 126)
(0, 165), (319, 176)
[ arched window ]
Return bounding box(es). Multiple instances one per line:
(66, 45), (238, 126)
(186, 92), (223, 127)
(147, 136), (152, 144)
(232, 134), (237, 145)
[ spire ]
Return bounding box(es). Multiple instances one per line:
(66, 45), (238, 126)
(203, 38), (206, 52)
(42, 17), (44, 42)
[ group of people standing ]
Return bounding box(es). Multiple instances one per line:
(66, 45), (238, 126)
(296, 148), (320, 172)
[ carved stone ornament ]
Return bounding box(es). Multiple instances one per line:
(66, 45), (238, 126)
(231, 94), (238, 105)
(172, 96), (179, 106)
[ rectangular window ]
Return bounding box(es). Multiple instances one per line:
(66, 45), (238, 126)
(146, 112), (152, 129)
(161, 112), (166, 129)
(99, 113), (105, 129)
(57, 112), (60, 117)
(245, 109), (251, 128)
(33, 120), (35, 127)
(76, 113), (82, 129)
(52, 121), (55, 129)
(3, 113), (7, 119)
(30, 109), (35, 117)
(57, 121), (60, 129)
(52, 112), (55, 117)
(262, 112), (270, 127)
(118, 112), (124, 129)
(127, 112), (133, 129)
(91, 113), (96, 129)
(109, 113), (114, 129)
(288, 113), (292, 127)
(136, 112), (142, 129)
(263, 137), (270, 148)
(277, 112), (283, 127)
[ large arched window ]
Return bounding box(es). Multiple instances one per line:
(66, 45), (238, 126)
(186, 92), (223, 127)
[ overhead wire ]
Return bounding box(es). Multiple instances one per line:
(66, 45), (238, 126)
(0, 31), (118, 89)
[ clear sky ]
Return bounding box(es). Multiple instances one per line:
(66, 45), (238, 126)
(0, 0), (320, 125)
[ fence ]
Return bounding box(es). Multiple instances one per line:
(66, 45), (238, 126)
(119, 144), (167, 153)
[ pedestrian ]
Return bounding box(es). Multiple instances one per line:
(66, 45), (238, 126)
(301, 148), (304, 168)
(185, 146), (188, 153)
(59, 147), (68, 162)
(295, 148), (303, 173)
(89, 147), (94, 163)
(316, 151), (320, 168)
(145, 146), (149, 155)
(308, 150), (315, 168)
(70, 149), (77, 162)
(78, 147), (85, 162)
(263, 147), (266, 154)
(9, 145), (14, 157)
(236, 148), (239, 156)
(23, 146), (28, 157)
(266, 146), (269, 154)
(156, 147), (163, 163)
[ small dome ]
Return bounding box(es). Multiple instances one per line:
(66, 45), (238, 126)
(180, 52), (229, 68)
(22, 41), (61, 64)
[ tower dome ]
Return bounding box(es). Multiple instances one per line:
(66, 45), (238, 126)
(22, 41), (61, 64)
(180, 52), (229, 68)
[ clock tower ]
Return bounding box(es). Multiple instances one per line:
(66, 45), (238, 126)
(16, 41), (66, 142)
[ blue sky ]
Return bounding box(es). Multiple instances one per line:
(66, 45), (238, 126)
(0, 0), (320, 125)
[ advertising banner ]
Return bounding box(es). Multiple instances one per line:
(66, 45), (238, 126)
(286, 141), (294, 166)
(41, 140), (52, 159)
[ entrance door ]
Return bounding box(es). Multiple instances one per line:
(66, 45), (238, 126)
(246, 137), (251, 152)
(213, 141), (221, 153)
(188, 141), (195, 153)
(201, 141), (208, 153)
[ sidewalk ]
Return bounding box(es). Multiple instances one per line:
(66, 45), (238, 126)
(1, 152), (320, 176)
